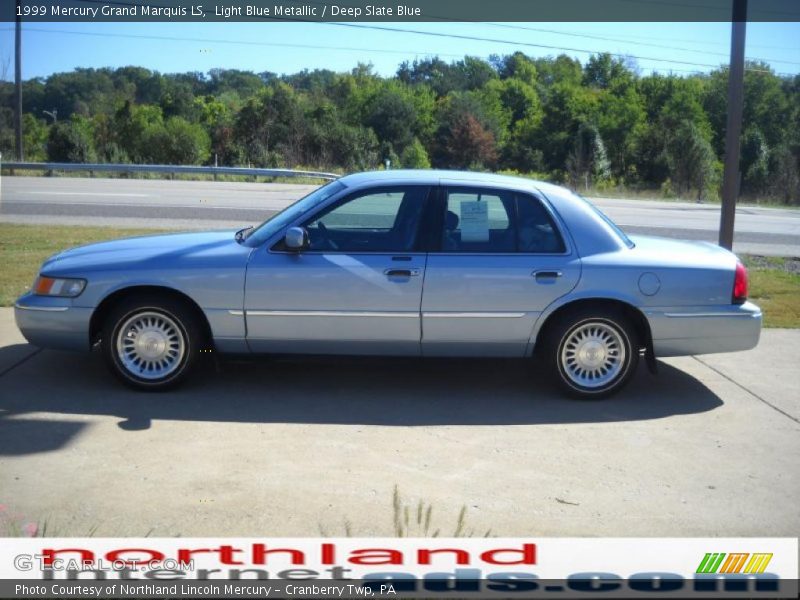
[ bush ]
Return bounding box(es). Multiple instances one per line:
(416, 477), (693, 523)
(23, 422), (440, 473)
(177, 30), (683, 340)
(143, 117), (211, 165)
(399, 138), (431, 169)
(46, 117), (96, 163)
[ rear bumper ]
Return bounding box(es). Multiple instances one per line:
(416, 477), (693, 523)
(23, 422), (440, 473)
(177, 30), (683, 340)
(14, 292), (92, 351)
(648, 301), (762, 357)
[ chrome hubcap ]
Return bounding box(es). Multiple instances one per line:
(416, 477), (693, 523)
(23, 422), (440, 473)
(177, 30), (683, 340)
(561, 321), (626, 389)
(116, 311), (185, 380)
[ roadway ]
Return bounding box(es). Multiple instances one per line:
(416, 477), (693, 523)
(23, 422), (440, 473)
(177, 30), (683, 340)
(1, 176), (798, 256)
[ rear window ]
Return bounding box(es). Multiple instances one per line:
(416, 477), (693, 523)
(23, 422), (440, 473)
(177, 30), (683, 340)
(576, 194), (635, 249)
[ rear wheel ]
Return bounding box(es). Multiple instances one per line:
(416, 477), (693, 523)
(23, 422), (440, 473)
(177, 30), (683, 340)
(544, 309), (639, 399)
(102, 295), (201, 390)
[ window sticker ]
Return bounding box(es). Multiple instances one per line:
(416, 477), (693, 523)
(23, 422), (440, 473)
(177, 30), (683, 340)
(460, 200), (489, 242)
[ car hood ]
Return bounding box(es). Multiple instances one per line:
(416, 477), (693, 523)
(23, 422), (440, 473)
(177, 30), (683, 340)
(42, 230), (243, 273)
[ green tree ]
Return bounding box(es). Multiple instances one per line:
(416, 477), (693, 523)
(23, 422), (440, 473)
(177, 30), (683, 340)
(566, 122), (611, 190)
(47, 116), (97, 163)
(113, 101), (164, 163)
(433, 93), (500, 169)
(4, 57), (798, 203)
(595, 83), (646, 178)
(400, 138), (431, 169)
(583, 53), (634, 90)
(364, 83), (419, 155)
(768, 143), (799, 205)
(439, 113), (497, 169)
(665, 120), (717, 201)
(22, 114), (49, 161)
(533, 54), (583, 87)
(538, 82), (598, 174)
(234, 82), (308, 167)
(740, 128), (770, 196)
(144, 117), (211, 165)
(493, 52), (538, 85)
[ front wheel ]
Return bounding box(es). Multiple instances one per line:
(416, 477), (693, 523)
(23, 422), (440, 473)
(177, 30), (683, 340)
(102, 296), (201, 390)
(545, 310), (639, 399)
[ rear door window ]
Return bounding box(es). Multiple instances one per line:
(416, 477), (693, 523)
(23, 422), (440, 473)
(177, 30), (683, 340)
(442, 188), (515, 253)
(441, 187), (565, 254)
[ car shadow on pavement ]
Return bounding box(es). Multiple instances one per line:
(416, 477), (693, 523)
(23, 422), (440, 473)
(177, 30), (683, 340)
(0, 346), (724, 455)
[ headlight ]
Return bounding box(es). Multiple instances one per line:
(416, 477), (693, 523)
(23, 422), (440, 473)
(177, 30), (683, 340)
(33, 276), (86, 298)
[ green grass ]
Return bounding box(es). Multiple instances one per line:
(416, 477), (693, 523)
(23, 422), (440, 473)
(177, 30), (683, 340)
(584, 186), (800, 209)
(0, 223), (163, 306)
(1, 224), (798, 328)
(742, 255), (800, 328)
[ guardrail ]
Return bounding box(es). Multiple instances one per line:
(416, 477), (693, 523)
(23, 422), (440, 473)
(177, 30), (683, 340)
(0, 161), (340, 181)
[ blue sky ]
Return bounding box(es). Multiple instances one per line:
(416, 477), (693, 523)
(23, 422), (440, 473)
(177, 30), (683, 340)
(1, 21), (798, 81)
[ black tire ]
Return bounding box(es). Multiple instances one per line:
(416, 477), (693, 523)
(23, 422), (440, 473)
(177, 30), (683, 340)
(543, 307), (639, 399)
(101, 294), (202, 391)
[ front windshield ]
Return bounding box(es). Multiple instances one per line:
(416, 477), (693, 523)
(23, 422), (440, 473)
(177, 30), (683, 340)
(245, 180), (346, 246)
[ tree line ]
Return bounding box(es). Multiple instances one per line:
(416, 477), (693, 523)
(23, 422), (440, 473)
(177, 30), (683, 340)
(0, 52), (798, 204)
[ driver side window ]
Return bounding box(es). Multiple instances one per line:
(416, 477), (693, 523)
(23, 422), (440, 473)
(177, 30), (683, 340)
(303, 186), (429, 253)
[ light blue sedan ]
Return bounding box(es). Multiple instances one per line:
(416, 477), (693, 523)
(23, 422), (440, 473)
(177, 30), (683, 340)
(14, 170), (761, 398)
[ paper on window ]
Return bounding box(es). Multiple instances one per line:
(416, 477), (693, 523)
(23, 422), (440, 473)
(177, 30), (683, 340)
(460, 200), (489, 242)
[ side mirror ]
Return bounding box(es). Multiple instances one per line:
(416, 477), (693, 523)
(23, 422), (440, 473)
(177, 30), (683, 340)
(284, 227), (309, 251)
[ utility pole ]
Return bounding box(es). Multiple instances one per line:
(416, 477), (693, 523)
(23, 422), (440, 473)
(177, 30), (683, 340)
(718, 0), (747, 250)
(14, 0), (23, 161)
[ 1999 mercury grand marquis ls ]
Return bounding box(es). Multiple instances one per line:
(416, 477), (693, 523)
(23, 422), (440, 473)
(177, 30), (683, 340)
(15, 170), (761, 398)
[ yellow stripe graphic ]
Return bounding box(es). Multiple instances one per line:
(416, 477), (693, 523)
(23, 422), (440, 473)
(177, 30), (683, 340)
(744, 553), (773, 574)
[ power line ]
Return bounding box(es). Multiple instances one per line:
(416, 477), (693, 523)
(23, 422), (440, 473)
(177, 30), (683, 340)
(0, 26), (755, 77)
(514, 26), (798, 52)
(66, 0), (797, 75)
(0, 26), (690, 75)
(482, 22), (800, 66)
(14, 27), (469, 59)
(312, 21), (790, 75)
(5, 23), (796, 77)
(66, 0), (794, 74)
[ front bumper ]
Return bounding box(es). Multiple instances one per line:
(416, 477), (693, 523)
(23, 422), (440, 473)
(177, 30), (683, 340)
(14, 292), (93, 351)
(648, 301), (762, 357)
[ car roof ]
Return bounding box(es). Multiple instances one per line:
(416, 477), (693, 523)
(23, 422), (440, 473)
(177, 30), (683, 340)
(338, 169), (547, 191)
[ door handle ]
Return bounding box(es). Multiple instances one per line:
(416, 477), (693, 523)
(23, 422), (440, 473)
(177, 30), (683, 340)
(533, 270), (563, 282)
(384, 268), (420, 277)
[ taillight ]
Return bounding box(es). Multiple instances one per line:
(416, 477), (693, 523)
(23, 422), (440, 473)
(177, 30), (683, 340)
(733, 261), (748, 304)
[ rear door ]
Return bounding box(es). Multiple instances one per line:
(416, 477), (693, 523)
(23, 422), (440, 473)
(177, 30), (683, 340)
(421, 184), (580, 356)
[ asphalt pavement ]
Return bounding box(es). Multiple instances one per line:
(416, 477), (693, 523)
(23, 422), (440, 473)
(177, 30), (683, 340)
(0, 308), (797, 538)
(2, 176), (798, 256)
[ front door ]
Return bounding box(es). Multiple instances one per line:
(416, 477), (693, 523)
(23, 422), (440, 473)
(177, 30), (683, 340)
(244, 185), (432, 355)
(421, 185), (580, 356)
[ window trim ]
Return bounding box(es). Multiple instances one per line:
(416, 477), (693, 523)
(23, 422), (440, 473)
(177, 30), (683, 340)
(432, 185), (572, 256)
